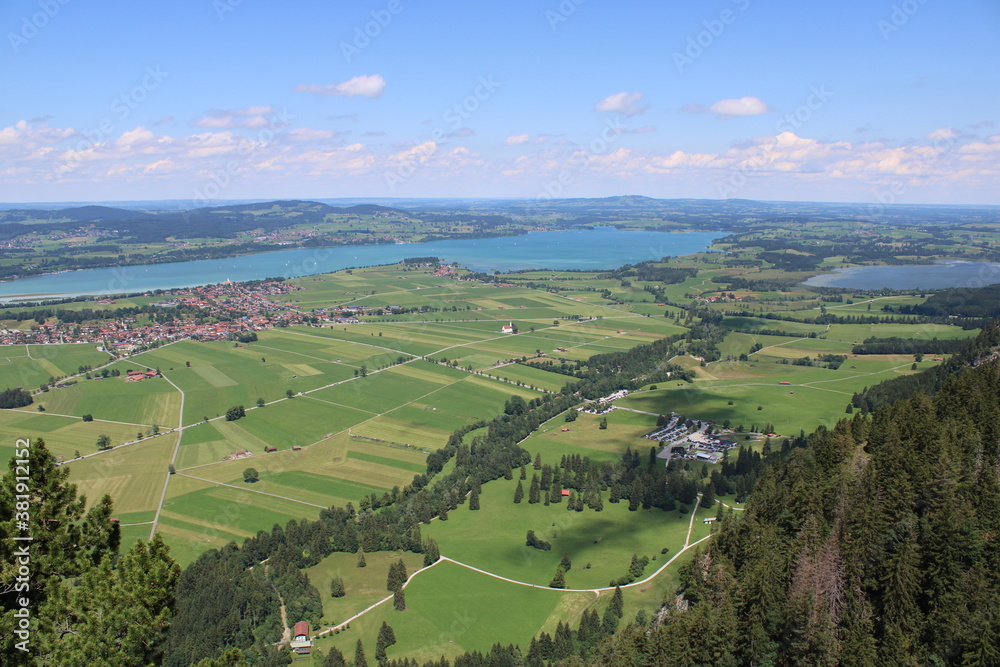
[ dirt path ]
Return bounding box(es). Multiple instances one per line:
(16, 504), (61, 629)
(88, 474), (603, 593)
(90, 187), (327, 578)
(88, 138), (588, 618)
(148, 368), (186, 540)
(174, 473), (328, 508)
(269, 565), (291, 645)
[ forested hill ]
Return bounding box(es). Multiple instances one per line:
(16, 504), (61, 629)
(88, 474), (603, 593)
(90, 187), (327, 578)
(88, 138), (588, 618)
(572, 323), (1000, 667)
(852, 321), (1000, 412)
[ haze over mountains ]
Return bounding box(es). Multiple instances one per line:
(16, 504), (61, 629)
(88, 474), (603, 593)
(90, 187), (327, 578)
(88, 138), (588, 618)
(2, 197), (999, 228)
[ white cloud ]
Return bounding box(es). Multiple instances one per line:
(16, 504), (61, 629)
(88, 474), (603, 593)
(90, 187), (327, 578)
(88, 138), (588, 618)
(594, 92), (647, 116)
(114, 127), (157, 149)
(504, 134), (530, 146)
(0, 120), (75, 147)
(708, 97), (771, 117)
(294, 75), (387, 99)
(958, 137), (1000, 155)
(684, 97), (771, 118)
(286, 128), (338, 142)
(194, 106), (276, 129)
(3, 118), (997, 204)
(926, 127), (957, 141)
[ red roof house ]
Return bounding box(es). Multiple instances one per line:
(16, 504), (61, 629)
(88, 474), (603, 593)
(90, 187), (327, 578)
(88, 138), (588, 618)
(291, 621), (312, 654)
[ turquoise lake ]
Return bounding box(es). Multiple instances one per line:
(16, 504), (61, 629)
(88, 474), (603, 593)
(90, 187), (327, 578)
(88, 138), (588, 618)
(804, 261), (1000, 290)
(0, 228), (719, 302)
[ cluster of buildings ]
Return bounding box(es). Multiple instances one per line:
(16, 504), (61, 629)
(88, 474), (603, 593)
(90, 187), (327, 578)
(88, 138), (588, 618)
(0, 280), (310, 350)
(646, 414), (740, 465)
(690, 293), (744, 304)
(644, 415), (689, 442)
(577, 389), (630, 416)
(682, 431), (739, 461)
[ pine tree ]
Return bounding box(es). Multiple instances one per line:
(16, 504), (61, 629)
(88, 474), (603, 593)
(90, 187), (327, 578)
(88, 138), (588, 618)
(330, 576), (346, 598)
(45, 534), (181, 665)
(628, 479), (641, 511)
(549, 568), (566, 589)
(375, 621), (397, 662)
(468, 487), (480, 510)
(513, 479), (524, 503)
(593, 490), (604, 512)
(354, 639), (368, 667)
(701, 482), (716, 509)
(393, 588), (406, 611)
(323, 646), (348, 667)
(0, 438), (161, 662)
(357, 548), (366, 568)
(423, 538), (440, 566)
(550, 480), (563, 504)
(608, 585), (623, 618)
(528, 473), (541, 504)
(387, 559), (408, 591)
(533, 453), (542, 469)
(387, 562), (400, 592)
(520, 464), (527, 480)
(559, 552), (572, 572)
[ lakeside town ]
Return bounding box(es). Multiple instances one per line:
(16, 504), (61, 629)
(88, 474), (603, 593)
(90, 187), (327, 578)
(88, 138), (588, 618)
(0, 265), (488, 353)
(0, 280), (313, 350)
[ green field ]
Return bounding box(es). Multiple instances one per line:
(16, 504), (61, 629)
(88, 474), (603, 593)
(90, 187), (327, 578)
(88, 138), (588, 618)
(315, 560), (596, 664)
(519, 410), (659, 468)
(618, 354), (944, 435)
(424, 474), (712, 590)
(0, 343), (113, 389)
(305, 550), (427, 625)
(28, 365), (182, 426)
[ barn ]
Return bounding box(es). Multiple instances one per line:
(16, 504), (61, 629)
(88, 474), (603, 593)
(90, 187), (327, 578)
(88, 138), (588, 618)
(290, 621), (312, 654)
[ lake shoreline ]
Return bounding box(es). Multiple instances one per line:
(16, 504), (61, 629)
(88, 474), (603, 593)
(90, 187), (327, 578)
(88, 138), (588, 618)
(803, 260), (1000, 290)
(0, 228), (720, 304)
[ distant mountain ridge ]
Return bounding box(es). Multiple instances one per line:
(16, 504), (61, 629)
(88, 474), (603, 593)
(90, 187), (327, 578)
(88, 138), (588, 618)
(0, 198), (997, 240)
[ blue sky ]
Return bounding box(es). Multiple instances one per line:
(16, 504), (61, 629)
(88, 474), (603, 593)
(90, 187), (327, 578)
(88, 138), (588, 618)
(1, 0), (997, 205)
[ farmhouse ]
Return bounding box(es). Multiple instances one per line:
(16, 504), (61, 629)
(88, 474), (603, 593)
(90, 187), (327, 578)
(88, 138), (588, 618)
(290, 621), (312, 654)
(125, 369), (158, 382)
